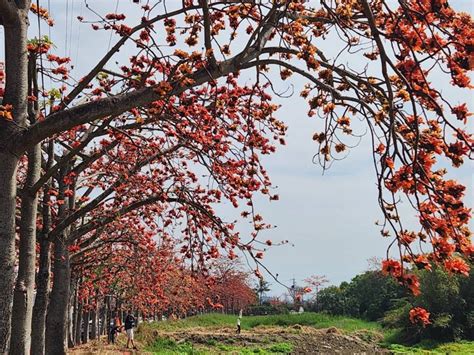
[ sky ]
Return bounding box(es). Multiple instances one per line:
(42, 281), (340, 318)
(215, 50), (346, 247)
(0, 0), (472, 297)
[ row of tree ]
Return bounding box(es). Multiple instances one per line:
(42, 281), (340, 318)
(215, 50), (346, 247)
(0, 1), (472, 354)
(68, 250), (256, 347)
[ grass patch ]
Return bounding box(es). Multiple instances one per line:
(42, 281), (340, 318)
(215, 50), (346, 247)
(148, 337), (196, 354)
(380, 328), (474, 353)
(148, 337), (293, 354)
(140, 313), (473, 354)
(140, 313), (378, 354)
(267, 342), (293, 353)
(243, 313), (380, 332)
(214, 343), (293, 354)
(387, 340), (474, 354)
(143, 312), (381, 333)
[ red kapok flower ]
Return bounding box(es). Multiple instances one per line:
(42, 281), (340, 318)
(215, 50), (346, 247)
(444, 258), (470, 276)
(409, 307), (431, 327)
(382, 259), (402, 278)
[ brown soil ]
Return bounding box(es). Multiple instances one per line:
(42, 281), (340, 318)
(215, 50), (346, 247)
(69, 326), (388, 354)
(163, 326), (387, 353)
(69, 335), (140, 355)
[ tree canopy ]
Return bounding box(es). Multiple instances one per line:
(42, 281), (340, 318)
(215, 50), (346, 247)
(0, 0), (472, 353)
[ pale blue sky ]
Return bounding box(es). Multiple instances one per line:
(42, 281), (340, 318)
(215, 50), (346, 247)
(1, 0), (472, 296)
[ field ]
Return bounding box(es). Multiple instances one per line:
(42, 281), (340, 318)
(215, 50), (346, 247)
(70, 313), (474, 354)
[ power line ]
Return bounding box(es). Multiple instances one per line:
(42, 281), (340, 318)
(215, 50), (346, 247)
(107, 0), (120, 51)
(73, 0), (84, 75)
(65, 0), (69, 58)
(47, 0), (51, 39)
(68, 0), (75, 60)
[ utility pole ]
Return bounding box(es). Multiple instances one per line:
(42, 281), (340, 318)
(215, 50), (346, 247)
(290, 277), (296, 306)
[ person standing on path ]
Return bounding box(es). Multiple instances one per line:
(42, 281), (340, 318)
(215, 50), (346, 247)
(236, 309), (243, 334)
(125, 310), (138, 350)
(109, 312), (122, 344)
(236, 317), (241, 334)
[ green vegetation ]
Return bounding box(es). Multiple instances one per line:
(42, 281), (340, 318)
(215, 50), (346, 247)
(139, 312), (474, 353)
(380, 266), (474, 343)
(149, 337), (195, 354)
(139, 313), (378, 354)
(313, 266), (474, 344)
(316, 271), (406, 321)
(142, 312), (380, 333)
(139, 264), (474, 353)
(147, 336), (294, 354)
(386, 340), (474, 354)
(244, 313), (380, 332)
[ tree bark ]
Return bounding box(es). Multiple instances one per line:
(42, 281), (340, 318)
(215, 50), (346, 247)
(45, 239), (71, 355)
(74, 301), (83, 346)
(70, 281), (78, 346)
(67, 286), (76, 349)
(30, 238), (51, 355)
(0, 4), (30, 351)
(10, 144), (41, 355)
(45, 165), (71, 355)
(90, 299), (98, 340)
(10, 42), (42, 355)
(30, 141), (54, 355)
(99, 301), (106, 336)
(83, 309), (90, 344)
(0, 154), (19, 353)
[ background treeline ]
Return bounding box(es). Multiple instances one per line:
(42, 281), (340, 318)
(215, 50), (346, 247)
(255, 265), (473, 344)
(316, 266), (474, 342)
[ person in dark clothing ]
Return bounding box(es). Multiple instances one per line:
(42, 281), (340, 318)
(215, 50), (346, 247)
(125, 310), (138, 350)
(108, 313), (122, 344)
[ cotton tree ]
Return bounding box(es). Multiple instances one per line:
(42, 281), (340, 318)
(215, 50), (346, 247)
(14, 75), (281, 352)
(70, 232), (256, 344)
(304, 274), (329, 307)
(0, 0), (472, 352)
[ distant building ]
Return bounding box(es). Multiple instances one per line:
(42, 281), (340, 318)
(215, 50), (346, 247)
(260, 295), (272, 303)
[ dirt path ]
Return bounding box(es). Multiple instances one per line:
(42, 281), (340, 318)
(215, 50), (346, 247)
(69, 335), (142, 355)
(69, 326), (387, 354)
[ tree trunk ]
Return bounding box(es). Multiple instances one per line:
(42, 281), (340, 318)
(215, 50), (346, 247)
(83, 309), (90, 344)
(0, 5), (30, 352)
(100, 301), (107, 336)
(45, 239), (71, 355)
(75, 301), (83, 346)
(90, 300), (98, 340)
(10, 144), (41, 355)
(45, 161), (73, 355)
(31, 141), (54, 355)
(70, 281), (78, 346)
(90, 309), (96, 340)
(0, 154), (19, 353)
(68, 287), (76, 349)
(30, 238), (51, 355)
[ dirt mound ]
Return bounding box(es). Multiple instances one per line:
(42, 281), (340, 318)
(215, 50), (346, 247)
(153, 326), (387, 354)
(69, 326), (387, 354)
(291, 330), (386, 353)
